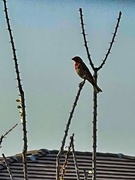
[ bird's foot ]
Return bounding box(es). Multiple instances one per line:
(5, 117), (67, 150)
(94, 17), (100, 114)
(79, 79), (85, 87)
(82, 75), (86, 79)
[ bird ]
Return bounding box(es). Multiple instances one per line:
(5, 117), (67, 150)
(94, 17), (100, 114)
(72, 56), (102, 93)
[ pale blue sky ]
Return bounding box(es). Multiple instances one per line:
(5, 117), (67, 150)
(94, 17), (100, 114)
(0, 0), (135, 156)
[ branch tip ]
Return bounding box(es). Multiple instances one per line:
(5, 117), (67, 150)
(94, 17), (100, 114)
(79, 8), (94, 70)
(97, 11), (122, 70)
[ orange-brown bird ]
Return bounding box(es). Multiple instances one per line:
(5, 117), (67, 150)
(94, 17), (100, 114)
(72, 56), (102, 93)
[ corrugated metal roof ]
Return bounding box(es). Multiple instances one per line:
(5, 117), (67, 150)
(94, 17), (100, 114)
(0, 149), (135, 180)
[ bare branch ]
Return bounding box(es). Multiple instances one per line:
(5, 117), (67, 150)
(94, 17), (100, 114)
(97, 11), (122, 70)
(83, 170), (88, 180)
(71, 135), (80, 180)
(0, 123), (18, 148)
(60, 134), (74, 180)
(2, 154), (14, 180)
(92, 71), (98, 180)
(79, 8), (94, 70)
(2, 0), (28, 179)
(56, 79), (85, 180)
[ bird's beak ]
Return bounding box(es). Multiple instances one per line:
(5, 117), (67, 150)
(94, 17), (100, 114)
(72, 58), (75, 61)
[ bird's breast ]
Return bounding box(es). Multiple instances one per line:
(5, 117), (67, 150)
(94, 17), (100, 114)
(74, 62), (80, 70)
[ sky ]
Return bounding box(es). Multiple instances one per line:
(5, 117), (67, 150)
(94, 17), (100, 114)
(0, 0), (135, 157)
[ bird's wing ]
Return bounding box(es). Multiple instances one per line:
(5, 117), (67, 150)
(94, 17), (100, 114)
(82, 62), (93, 79)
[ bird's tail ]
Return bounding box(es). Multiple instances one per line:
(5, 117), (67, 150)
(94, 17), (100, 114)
(87, 78), (102, 93)
(93, 84), (102, 93)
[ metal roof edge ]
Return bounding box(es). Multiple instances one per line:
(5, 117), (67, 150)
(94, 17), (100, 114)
(0, 148), (135, 170)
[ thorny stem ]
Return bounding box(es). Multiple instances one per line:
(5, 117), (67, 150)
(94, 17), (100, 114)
(79, 8), (122, 180)
(83, 170), (88, 180)
(2, 154), (14, 180)
(2, 0), (28, 179)
(97, 11), (122, 70)
(60, 134), (74, 180)
(71, 135), (80, 180)
(79, 8), (122, 71)
(56, 79), (85, 180)
(92, 71), (98, 180)
(79, 8), (94, 70)
(0, 123), (18, 148)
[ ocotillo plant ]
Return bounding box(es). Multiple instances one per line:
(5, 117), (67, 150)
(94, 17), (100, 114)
(79, 8), (122, 180)
(2, 0), (28, 179)
(56, 79), (85, 180)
